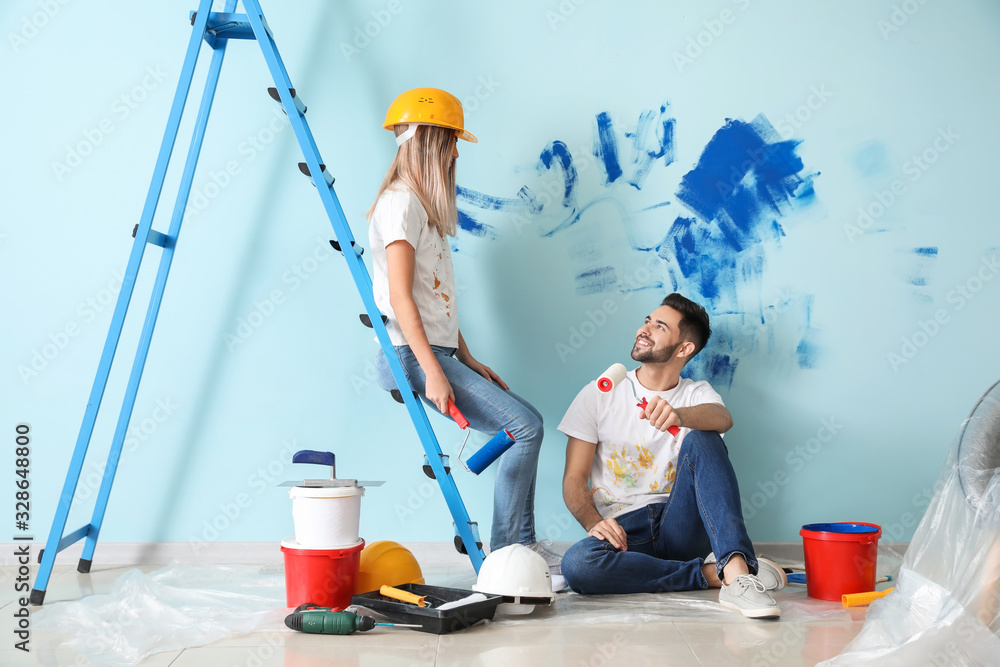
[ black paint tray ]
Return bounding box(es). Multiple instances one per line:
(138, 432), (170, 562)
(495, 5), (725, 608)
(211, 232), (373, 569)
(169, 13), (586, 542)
(351, 583), (503, 634)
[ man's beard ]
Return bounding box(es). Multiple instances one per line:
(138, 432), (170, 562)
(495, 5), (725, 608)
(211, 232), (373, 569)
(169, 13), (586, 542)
(631, 339), (680, 363)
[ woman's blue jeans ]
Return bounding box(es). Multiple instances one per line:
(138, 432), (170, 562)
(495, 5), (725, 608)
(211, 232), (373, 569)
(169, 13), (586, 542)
(561, 430), (759, 594)
(375, 345), (544, 550)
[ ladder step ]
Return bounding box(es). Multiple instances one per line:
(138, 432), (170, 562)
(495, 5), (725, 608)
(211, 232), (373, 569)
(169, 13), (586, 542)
(422, 454), (451, 479)
(359, 313), (389, 329)
(131, 225), (172, 247)
(298, 162), (333, 187)
(329, 239), (363, 256)
(454, 522), (483, 555)
(267, 86), (307, 115)
(389, 388), (419, 404)
(190, 12), (257, 47)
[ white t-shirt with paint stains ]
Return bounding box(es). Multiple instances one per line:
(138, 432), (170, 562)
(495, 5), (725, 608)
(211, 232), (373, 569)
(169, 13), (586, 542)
(558, 369), (724, 520)
(369, 185), (459, 348)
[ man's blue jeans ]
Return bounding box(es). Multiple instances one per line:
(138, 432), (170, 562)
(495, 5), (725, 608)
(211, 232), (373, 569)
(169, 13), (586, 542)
(561, 430), (759, 594)
(375, 345), (544, 550)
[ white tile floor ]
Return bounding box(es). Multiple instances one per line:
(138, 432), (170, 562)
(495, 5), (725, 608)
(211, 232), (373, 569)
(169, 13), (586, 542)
(2, 544), (882, 667)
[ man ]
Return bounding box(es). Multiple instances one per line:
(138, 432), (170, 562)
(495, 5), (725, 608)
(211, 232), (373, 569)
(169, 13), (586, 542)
(558, 293), (786, 619)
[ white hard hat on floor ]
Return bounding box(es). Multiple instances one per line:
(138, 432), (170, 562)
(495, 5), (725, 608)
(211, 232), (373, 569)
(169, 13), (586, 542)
(472, 544), (554, 615)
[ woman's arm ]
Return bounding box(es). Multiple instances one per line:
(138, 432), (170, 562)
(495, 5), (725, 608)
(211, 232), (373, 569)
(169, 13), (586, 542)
(386, 240), (452, 413)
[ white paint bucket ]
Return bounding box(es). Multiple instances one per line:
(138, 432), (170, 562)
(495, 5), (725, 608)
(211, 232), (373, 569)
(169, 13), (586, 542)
(289, 485), (364, 548)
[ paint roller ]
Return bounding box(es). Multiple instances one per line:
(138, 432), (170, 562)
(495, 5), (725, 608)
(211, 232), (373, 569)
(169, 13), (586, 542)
(598, 363), (680, 436)
(842, 587), (894, 607)
(447, 398), (517, 475)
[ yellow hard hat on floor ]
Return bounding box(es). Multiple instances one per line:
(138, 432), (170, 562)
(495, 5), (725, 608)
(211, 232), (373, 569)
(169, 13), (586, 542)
(383, 87), (478, 144)
(354, 541), (425, 594)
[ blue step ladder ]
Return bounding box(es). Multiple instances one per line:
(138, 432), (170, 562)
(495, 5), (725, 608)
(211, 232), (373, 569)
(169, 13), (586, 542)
(30, 0), (484, 605)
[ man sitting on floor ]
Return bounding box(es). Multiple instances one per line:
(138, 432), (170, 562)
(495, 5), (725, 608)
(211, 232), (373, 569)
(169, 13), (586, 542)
(558, 293), (786, 619)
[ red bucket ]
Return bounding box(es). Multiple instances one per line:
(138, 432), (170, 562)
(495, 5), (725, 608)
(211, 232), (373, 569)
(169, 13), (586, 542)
(800, 523), (881, 601)
(281, 538), (365, 610)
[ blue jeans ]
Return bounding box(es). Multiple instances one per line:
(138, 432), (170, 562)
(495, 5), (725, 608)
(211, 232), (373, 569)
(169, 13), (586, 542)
(375, 345), (544, 550)
(561, 430), (758, 594)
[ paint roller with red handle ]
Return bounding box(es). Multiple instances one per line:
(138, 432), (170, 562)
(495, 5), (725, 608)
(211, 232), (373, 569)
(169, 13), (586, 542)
(448, 398), (470, 429)
(597, 363), (680, 436)
(447, 398), (516, 474)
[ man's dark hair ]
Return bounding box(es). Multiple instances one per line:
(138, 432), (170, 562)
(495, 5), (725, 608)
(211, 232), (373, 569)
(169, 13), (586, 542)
(660, 293), (711, 358)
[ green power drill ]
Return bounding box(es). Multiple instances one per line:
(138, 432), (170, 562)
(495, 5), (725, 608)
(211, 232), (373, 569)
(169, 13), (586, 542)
(285, 603), (419, 635)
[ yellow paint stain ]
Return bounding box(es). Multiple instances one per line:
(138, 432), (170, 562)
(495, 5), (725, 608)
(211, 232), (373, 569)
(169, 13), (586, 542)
(636, 444), (655, 470)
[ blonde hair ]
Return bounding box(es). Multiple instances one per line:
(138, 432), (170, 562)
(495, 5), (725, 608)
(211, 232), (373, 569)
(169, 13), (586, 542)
(367, 124), (458, 237)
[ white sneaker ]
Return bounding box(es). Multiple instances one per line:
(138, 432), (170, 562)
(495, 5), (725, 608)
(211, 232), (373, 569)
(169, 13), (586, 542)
(719, 574), (781, 619)
(754, 557), (787, 592)
(525, 540), (563, 575)
(704, 553), (787, 591)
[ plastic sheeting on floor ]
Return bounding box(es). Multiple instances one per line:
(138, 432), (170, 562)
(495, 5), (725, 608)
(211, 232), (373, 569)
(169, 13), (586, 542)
(32, 563), (290, 666)
(820, 380), (1000, 666)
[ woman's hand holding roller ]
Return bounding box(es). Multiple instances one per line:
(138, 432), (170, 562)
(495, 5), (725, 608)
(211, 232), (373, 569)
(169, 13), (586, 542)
(425, 369), (454, 415)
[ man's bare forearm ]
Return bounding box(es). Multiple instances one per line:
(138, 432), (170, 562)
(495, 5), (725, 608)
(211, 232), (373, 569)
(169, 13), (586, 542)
(676, 403), (733, 433)
(563, 476), (604, 532)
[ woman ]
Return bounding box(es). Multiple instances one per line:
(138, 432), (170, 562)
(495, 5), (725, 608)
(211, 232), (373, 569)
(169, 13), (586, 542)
(368, 87), (558, 566)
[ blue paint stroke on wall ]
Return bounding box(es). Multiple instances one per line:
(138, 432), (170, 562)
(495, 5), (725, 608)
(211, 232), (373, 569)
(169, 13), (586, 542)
(852, 141), (890, 178)
(796, 338), (819, 369)
(903, 246), (938, 299)
(456, 210), (497, 240)
(538, 141), (579, 208)
(575, 266), (619, 295)
(594, 112), (623, 184)
(667, 115), (813, 311)
(626, 104), (676, 190)
(450, 104), (818, 388)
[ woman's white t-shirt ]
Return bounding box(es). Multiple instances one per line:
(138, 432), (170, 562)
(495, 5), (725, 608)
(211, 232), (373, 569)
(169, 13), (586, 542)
(557, 370), (725, 520)
(369, 185), (459, 348)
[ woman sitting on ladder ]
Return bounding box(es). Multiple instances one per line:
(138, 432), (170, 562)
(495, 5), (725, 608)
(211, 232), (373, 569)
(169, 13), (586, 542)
(369, 87), (559, 570)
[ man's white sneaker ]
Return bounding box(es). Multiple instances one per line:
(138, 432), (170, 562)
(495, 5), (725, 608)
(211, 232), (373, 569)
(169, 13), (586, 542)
(704, 553), (787, 591)
(754, 557), (788, 591)
(525, 540), (563, 575)
(719, 574), (781, 619)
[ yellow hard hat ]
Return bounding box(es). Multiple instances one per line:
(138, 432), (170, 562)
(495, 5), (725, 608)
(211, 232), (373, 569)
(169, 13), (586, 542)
(383, 88), (478, 144)
(354, 540), (425, 594)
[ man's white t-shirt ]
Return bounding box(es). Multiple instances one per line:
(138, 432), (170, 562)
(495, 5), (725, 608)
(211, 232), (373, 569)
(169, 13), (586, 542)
(369, 185), (459, 348)
(558, 369), (724, 520)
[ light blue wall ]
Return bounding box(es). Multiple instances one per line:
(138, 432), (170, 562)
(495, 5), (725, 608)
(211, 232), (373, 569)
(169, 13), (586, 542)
(4, 1), (999, 551)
